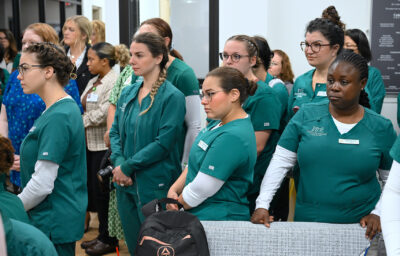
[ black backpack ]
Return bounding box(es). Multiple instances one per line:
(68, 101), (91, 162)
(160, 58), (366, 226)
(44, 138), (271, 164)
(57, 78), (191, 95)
(135, 198), (210, 256)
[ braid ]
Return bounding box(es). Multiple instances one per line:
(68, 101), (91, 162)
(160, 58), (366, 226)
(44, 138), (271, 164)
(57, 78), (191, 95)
(139, 69), (167, 115)
(332, 50), (370, 108)
(359, 89), (371, 109)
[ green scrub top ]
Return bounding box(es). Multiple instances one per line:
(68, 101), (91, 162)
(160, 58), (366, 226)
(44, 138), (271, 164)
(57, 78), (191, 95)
(0, 174), (29, 224)
(265, 72), (274, 84)
(19, 98), (87, 244)
(0, 68), (10, 106)
(1, 211), (57, 256)
(110, 80), (186, 204)
(279, 101), (396, 223)
(166, 58), (200, 96)
(390, 134), (400, 163)
(244, 80), (283, 196)
(288, 69), (329, 117)
(186, 118), (257, 220)
(365, 66), (386, 114)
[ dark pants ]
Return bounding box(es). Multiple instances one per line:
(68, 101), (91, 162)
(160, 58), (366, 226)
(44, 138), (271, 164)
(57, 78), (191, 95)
(86, 149), (118, 246)
(248, 176), (290, 221)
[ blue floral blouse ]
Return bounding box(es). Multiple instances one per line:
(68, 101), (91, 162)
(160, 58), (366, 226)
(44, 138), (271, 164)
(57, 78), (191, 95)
(2, 70), (83, 186)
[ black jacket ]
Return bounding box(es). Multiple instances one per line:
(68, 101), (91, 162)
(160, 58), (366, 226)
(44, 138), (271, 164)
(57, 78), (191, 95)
(65, 44), (95, 96)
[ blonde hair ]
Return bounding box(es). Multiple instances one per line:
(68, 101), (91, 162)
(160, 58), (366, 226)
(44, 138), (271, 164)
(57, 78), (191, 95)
(63, 15), (92, 44)
(91, 20), (105, 44)
(25, 23), (59, 45)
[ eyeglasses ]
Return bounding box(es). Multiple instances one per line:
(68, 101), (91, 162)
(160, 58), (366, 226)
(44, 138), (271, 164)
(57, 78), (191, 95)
(219, 53), (249, 62)
(17, 63), (45, 76)
(344, 43), (358, 49)
(200, 91), (223, 102)
(300, 42), (331, 53)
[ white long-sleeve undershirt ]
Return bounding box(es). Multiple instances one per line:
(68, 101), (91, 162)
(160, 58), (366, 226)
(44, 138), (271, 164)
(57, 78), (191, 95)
(182, 171), (225, 207)
(18, 160), (59, 211)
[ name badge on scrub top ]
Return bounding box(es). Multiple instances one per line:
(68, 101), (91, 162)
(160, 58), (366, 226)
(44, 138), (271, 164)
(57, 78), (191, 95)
(338, 138), (359, 145)
(198, 140), (208, 151)
(87, 93), (99, 102)
(317, 91), (327, 97)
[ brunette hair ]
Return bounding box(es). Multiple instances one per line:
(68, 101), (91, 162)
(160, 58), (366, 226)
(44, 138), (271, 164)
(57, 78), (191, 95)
(0, 29), (18, 62)
(140, 18), (183, 60)
(23, 42), (75, 87)
(132, 33), (169, 115)
(321, 6), (346, 30)
(0, 136), (14, 174)
(345, 29), (372, 62)
(306, 18), (344, 54)
(273, 49), (295, 83)
(206, 66), (257, 104)
(252, 35), (272, 71)
(227, 35), (259, 59)
(90, 42), (130, 68)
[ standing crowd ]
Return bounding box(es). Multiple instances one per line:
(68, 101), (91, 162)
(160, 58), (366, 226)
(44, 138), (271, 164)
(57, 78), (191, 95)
(0, 5), (399, 256)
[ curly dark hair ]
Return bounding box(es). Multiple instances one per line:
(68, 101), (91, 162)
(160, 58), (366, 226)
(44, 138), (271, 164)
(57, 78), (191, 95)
(23, 42), (74, 87)
(0, 136), (14, 174)
(306, 18), (344, 54)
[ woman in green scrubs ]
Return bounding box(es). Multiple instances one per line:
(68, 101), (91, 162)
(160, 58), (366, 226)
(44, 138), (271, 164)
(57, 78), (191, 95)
(167, 66), (257, 220)
(252, 51), (396, 240)
(16, 43), (87, 256)
(109, 33), (185, 255)
(344, 29), (386, 114)
(220, 34), (284, 215)
(288, 17), (344, 117)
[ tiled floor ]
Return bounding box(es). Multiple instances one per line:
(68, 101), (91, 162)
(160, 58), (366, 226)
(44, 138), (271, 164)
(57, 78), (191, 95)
(76, 213), (130, 256)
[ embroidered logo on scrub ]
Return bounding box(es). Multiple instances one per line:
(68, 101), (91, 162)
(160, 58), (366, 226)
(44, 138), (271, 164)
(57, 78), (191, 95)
(120, 103), (127, 112)
(264, 122), (270, 127)
(294, 89), (307, 98)
(208, 165), (215, 171)
(308, 126), (327, 136)
(157, 246), (175, 256)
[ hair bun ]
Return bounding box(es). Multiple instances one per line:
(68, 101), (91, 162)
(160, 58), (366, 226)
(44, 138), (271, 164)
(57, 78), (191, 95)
(247, 79), (258, 96)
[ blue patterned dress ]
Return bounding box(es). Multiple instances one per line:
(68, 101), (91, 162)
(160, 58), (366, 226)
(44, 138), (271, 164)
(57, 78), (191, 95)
(2, 70), (83, 186)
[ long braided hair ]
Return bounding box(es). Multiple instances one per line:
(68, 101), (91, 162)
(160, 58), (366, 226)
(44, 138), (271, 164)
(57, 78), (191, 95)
(331, 50), (370, 108)
(132, 33), (169, 115)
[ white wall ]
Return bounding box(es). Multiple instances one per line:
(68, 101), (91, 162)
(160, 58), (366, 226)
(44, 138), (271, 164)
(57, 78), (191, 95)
(139, 0), (160, 24)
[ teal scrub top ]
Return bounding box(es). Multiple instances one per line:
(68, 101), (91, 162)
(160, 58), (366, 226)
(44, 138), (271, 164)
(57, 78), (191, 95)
(186, 118), (257, 220)
(1, 211), (57, 256)
(365, 66), (386, 114)
(244, 80), (283, 196)
(288, 69), (329, 117)
(166, 58), (200, 96)
(390, 134), (400, 163)
(20, 98), (87, 243)
(0, 174), (29, 224)
(0, 69), (9, 105)
(279, 101), (396, 223)
(265, 72), (274, 84)
(110, 80), (186, 204)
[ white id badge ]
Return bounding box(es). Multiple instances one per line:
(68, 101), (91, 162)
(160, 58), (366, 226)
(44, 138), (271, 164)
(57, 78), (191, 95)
(198, 140), (208, 151)
(338, 139), (360, 145)
(87, 93), (99, 102)
(317, 91), (327, 97)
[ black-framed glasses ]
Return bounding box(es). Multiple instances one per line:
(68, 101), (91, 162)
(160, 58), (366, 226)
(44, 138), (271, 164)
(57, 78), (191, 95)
(17, 63), (45, 76)
(219, 52), (249, 62)
(300, 42), (331, 53)
(344, 43), (358, 49)
(200, 91), (223, 102)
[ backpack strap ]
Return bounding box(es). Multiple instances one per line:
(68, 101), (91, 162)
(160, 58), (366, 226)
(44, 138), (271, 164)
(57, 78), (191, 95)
(142, 198), (184, 217)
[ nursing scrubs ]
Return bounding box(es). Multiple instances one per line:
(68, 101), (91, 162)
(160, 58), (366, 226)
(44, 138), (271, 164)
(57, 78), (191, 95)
(279, 101), (396, 223)
(288, 69), (329, 117)
(245, 80), (283, 211)
(0, 174), (29, 224)
(186, 118), (257, 220)
(110, 80), (185, 254)
(19, 98), (87, 255)
(365, 66), (386, 114)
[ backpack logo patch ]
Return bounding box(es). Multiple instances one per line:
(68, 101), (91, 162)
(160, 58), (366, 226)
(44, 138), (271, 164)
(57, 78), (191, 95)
(157, 246), (175, 256)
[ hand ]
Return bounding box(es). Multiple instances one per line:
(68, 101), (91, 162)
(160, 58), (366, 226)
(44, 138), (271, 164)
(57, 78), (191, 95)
(360, 214), (381, 240)
(166, 188), (179, 211)
(104, 130), (110, 148)
(251, 208), (274, 228)
(11, 154), (20, 171)
(112, 166), (133, 187)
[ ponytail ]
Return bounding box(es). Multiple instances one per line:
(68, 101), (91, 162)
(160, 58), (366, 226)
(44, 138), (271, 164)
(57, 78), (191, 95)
(359, 89), (370, 109)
